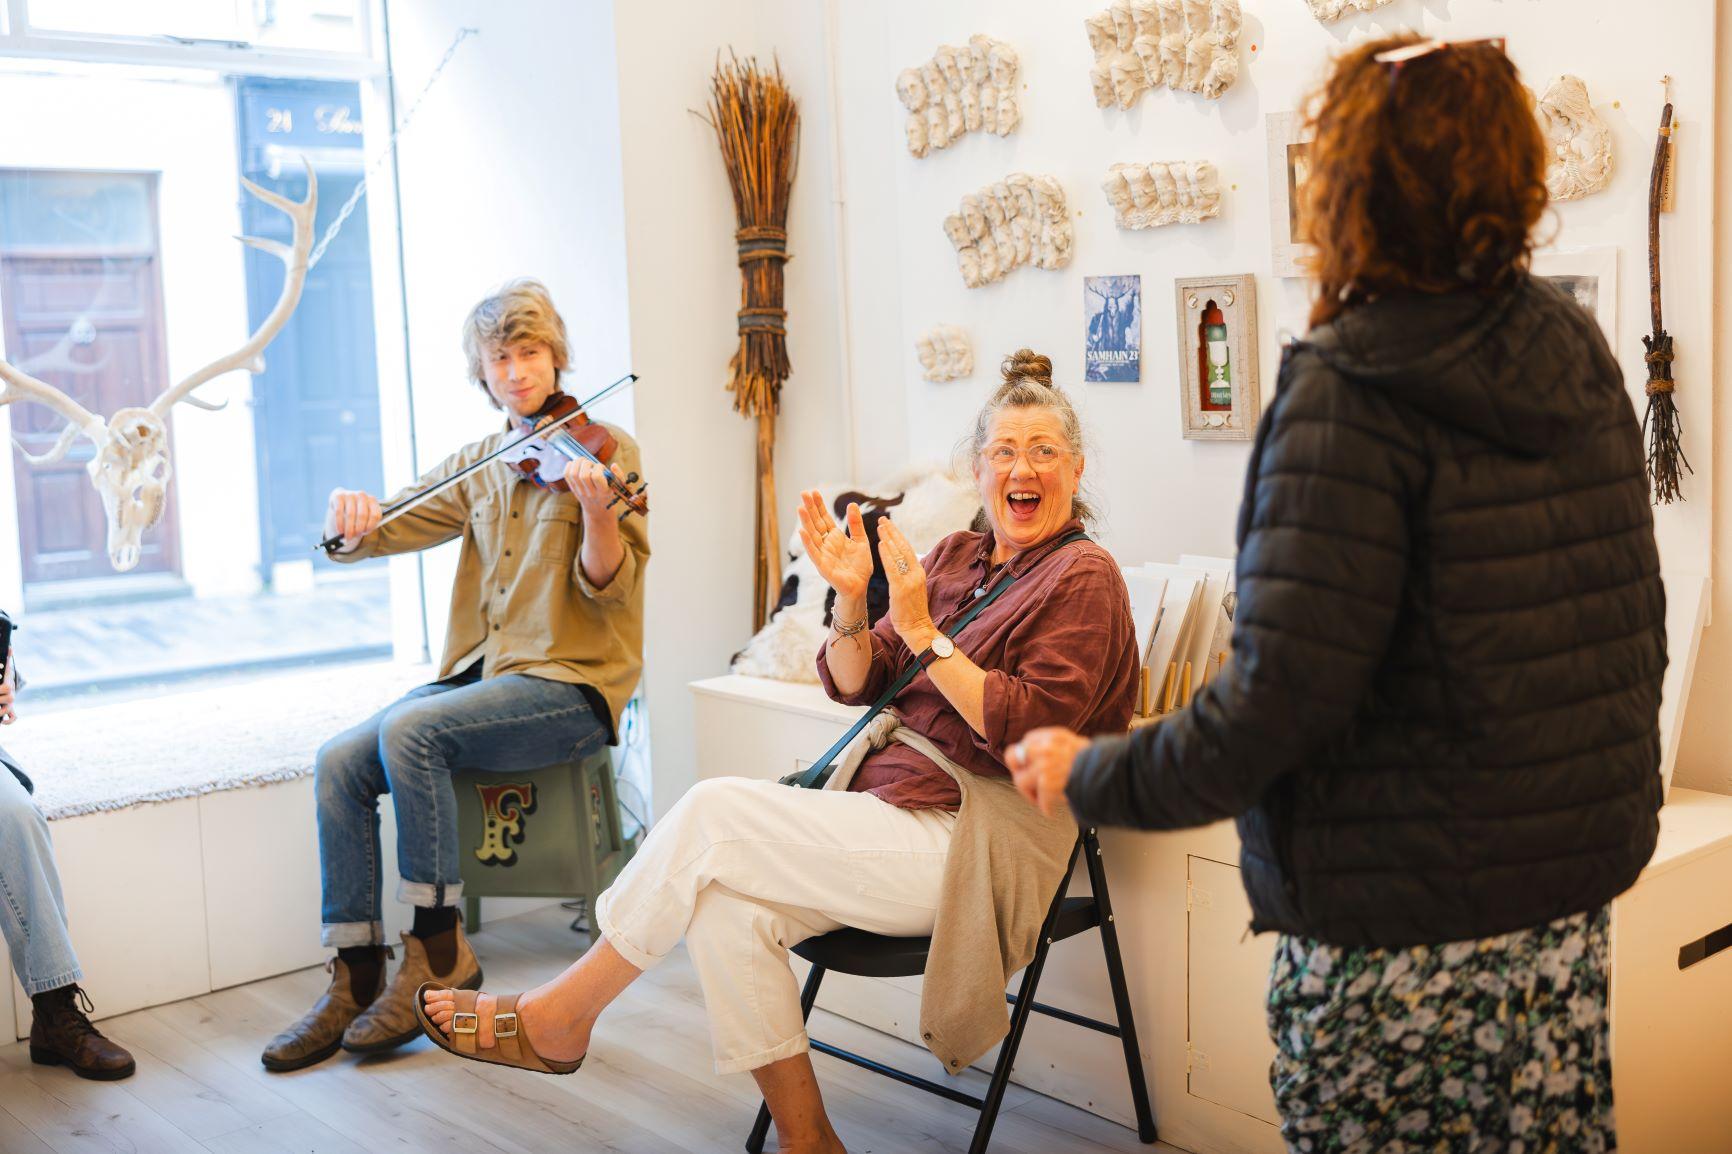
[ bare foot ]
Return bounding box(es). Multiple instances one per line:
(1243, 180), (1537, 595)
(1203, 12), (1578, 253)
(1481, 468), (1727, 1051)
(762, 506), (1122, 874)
(420, 986), (590, 1063)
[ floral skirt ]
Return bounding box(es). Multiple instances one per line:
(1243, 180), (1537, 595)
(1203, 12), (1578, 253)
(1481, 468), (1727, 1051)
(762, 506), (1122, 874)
(1267, 906), (1614, 1154)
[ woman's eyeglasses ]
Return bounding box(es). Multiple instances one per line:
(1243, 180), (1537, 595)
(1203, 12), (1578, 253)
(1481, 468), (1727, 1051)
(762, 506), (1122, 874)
(981, 444), (1068, 472)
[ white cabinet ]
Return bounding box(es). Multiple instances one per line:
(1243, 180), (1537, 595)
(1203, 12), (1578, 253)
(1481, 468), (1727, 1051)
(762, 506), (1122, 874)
(1186, 855), (1279, 1128)
(691, 674), (862, 784)
(1611, 788), (1732, 1154)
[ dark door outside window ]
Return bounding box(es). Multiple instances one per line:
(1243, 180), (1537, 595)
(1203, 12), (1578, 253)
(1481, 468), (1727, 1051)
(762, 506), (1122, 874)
(236, 78), (384, 576)
(0, 172), (182, 585)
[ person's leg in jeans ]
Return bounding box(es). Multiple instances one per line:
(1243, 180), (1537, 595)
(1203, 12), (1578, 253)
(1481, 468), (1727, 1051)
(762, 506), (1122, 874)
(338, 670), (607, 1054)
(263, 675), (457, 1071)
(0, 768), (79, 996)
(314, 682), (450, 947)
(0, 767), (135, 1079)
(375, 671), (607, 916)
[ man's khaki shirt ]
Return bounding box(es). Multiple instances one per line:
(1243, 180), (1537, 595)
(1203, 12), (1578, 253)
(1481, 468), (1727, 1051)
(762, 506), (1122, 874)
(335, 421), (648, 743)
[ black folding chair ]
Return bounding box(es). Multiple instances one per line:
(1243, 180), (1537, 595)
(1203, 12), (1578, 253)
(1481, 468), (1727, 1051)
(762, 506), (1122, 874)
(744, 826), (1157, 1153)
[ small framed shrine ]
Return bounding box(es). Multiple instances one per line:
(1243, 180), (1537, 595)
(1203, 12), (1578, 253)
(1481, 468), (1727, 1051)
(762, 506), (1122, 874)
(1173, 274), (1261, 442)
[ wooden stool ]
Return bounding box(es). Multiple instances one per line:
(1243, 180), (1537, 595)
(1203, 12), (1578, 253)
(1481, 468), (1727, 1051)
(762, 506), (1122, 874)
(453, 745), (632, 932)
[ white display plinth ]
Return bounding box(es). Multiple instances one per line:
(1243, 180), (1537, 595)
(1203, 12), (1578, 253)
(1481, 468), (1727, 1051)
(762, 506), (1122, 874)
(690, 673), (1732, 1153)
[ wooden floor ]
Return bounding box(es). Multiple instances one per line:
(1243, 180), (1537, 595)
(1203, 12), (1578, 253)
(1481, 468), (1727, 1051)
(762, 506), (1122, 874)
(0, 905), (1182, 1153)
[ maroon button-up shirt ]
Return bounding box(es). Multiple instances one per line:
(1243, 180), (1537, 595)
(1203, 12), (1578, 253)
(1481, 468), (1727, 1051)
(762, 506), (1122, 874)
(816, 520), (1139, 811)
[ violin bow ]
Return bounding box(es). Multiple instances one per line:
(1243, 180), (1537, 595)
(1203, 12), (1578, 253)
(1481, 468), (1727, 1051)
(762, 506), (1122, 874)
(316, 372), (638, 554)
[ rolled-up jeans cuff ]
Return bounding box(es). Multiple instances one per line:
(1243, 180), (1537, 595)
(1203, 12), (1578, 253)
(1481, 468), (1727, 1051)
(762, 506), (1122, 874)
(397, 879), (463, 908)
(321, 920), (386, 948)
(19, 965), (84, 998)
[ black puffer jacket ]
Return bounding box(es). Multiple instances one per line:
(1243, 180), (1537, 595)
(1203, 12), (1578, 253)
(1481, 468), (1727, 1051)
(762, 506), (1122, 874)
(1069, 277), (1666, 948)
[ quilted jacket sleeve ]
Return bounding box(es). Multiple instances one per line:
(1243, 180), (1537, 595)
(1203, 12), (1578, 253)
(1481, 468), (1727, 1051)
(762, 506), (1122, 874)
(1067, 350), (1423, 830)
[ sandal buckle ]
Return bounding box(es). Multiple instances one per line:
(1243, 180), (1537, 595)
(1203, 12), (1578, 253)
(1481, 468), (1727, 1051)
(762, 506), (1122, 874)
(451, 1012), (480, 1035)
(494, 1012), (519, 1038)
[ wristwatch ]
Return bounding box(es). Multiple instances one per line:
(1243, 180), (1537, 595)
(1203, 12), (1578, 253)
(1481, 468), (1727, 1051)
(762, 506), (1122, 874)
(916, 632), (956, 670)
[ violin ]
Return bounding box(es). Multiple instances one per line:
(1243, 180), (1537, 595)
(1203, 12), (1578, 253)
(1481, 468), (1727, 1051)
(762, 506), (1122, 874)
(314, 372), (644, 555)
(499, 390), (650, 521)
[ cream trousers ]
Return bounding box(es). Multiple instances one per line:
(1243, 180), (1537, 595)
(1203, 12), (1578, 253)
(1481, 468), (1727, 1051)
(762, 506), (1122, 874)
(594, 776), (955, 1074)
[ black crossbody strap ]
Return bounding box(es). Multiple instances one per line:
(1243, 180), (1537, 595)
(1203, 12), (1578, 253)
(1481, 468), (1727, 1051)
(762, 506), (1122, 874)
(790, 531), (1092, 790)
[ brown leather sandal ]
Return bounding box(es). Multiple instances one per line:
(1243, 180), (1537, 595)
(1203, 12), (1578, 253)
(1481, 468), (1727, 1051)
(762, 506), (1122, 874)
(412, 984), (583, 1075)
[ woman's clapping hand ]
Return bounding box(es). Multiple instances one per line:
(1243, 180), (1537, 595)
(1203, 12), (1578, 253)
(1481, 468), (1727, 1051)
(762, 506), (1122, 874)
(797, 491), (874, 603)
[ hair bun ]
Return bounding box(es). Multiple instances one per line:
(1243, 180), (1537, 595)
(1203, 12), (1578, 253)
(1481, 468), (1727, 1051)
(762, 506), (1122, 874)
(1000, 349), (1053, 388)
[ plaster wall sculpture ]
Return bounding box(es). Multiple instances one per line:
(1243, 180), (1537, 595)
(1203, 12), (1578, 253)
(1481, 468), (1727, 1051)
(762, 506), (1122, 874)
(896, 34), (1020, 158)
(1104, 161), (1222, 229)
(1085, 0), (1241, 108)
(1538, 75), (1613, 202)
(943, 173), (1072, 288)
(916, 325), (974, 381)
(0, 163), (315, 572)
(1306, 0), (1395, 21)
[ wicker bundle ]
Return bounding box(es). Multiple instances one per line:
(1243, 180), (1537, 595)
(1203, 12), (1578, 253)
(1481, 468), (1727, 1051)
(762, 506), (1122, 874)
(1642, 91), (1689, 505)
(705, 53), (801, 630)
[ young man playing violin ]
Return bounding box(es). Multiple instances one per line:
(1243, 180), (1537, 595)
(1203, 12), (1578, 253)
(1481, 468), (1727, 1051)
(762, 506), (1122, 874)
(263, 278), (649, 1072)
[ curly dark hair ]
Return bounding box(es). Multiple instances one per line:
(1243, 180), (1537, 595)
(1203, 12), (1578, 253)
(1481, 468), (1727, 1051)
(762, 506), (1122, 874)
(1303, 36), (1548, 329)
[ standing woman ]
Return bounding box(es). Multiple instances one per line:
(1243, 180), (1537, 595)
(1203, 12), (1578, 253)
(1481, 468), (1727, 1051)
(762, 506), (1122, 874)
(1010, 36), (1664, 1153)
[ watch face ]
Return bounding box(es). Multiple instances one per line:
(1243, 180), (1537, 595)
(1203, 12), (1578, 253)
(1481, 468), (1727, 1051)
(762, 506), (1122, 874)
(931, 634), (955, 659)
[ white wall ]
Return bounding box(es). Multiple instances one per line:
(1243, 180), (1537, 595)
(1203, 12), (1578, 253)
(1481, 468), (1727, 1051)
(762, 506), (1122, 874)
(1674, 8), (1732, 790)
(0, 66), (263, 601)
(614, 0), (851, 813)
(381, 0), (632, 661)
(834, 0), (1716, 584)
(839, 0), (1731, 786)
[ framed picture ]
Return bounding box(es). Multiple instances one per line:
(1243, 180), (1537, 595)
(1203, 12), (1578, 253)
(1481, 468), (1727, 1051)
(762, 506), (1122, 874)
(1533, 247), (1618, 352)
(1084, 274), (1141, 382)
(1174, 274), (1261, 441)
(1266, 112), (1315, 278)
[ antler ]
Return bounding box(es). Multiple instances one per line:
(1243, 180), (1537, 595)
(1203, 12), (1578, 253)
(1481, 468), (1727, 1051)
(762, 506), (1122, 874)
(150, 158), (317, 417)
(0, 359), (104, 464)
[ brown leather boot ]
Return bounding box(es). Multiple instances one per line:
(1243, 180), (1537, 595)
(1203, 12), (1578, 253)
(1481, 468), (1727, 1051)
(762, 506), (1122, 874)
(343, 924), (482, 1054)
(261, 951), (389, 1072)
(29, 985), (135, 1081)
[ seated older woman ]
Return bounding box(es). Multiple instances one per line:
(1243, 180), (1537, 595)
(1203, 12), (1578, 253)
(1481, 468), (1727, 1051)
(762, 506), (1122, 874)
(414, 349), (1137, 1154)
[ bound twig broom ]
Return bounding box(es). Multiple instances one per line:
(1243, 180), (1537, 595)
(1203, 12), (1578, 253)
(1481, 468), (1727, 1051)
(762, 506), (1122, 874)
(1642, 79), (1689, 504)
(704, 53), (800, 631)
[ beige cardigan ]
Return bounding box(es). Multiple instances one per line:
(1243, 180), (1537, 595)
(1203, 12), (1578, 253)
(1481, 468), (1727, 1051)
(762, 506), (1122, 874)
(827, 712), (1079, 1073)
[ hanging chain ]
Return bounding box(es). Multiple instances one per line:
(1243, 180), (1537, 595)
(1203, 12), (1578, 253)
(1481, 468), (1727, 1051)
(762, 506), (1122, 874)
(305, 26), (478, 268)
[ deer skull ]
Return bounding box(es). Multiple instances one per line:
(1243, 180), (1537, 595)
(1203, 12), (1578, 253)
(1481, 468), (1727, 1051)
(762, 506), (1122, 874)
(0, 163), (316, 572)
(88, 408), (170, 572)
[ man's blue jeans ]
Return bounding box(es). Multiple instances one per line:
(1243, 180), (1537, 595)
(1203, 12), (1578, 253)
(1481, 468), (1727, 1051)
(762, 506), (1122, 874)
(315, 666), (607, 947)
(0, 768), (82, 995)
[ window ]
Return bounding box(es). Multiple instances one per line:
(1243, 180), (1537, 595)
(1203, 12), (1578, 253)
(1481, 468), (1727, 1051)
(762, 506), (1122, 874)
(0, 46), (404, 701)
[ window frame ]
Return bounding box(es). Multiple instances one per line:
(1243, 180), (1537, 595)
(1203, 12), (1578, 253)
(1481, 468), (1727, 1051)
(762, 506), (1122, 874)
(0, 0), (384, 80)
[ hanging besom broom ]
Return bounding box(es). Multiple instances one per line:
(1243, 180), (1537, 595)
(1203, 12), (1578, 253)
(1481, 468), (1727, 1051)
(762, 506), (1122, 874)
(704, 53), (801, 632)
(1641, 78), (1688, 505)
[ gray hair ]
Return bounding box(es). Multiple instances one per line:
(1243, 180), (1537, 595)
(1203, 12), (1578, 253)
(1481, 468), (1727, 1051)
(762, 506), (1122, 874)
(959, 349), (1098, 530)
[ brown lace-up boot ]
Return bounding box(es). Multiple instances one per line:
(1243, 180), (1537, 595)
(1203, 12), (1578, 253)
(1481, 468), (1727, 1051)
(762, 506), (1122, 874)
(29, 985), (136, 1081)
